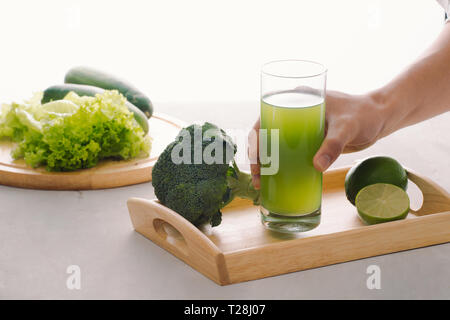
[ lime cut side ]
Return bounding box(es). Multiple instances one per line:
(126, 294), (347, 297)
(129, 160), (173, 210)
(355, 183), (410, 225)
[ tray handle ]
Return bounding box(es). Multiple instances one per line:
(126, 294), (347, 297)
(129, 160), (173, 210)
(127, 197), (222, 257)
(407, 169), (450, 216)
(127, 197), (229, 284)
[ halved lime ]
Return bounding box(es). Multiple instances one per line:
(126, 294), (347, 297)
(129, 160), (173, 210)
(355, 183), (410, 225)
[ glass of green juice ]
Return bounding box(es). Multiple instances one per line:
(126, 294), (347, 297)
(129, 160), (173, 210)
(259, 59), (327, 233)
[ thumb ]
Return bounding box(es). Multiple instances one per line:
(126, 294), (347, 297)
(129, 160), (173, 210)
(313, 122), (353, 172)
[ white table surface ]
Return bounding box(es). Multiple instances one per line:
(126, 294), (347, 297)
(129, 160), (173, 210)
(0, 101), (449, 300)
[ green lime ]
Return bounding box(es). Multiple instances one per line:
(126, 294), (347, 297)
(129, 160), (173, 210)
(355, 183), (410, 225)
(345, 156), (408, 205)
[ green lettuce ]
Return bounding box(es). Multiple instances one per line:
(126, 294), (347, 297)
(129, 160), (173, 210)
(0, 90), (151, 171)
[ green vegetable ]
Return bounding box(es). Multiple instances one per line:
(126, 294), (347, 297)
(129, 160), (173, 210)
(42, 83), (104, 103)
(42, 84), (149, 134)
(345, 156), (408, 205)
(0, 90), (150, 171)
(64, 66), (153, 118)
(152, 122), (260, 228)
(355, 183), (410, 225)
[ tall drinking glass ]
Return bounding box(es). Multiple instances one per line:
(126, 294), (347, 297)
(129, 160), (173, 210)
(260, 60), (327, 233)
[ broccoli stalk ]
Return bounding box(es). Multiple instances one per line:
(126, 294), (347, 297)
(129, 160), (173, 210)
(152, 122), (260, 228)
(225, 160), (260, 207)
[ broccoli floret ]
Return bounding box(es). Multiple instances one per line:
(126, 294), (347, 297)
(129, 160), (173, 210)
(152, 122), (260, 227)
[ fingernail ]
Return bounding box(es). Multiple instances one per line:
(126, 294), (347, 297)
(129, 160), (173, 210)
(317, 154), (331, 171)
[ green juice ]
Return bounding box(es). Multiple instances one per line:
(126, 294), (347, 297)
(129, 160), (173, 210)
(260, 91), (325, 216)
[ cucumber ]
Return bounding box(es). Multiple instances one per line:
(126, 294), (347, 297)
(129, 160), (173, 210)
(42, 84), (103, 103)
(42, 84), (149, 134)
(64, 66), (153, 118)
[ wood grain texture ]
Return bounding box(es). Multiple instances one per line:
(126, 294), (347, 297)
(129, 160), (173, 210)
(127, 166), (450, 285)
(127, 198), (230, 285)
(0, 113), (184, 190)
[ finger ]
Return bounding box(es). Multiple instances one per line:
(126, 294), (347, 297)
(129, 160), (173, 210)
(248, 128), (259, 165)
(247, 119), (260, 165)
(343, 140), (376, 153)
(252, 173), (260, 190)
(248, 118), (261, 188)
(294, 85), (321, 96)
(250, 162), (260, 175)
(250, 162), (260, 189)
(313, 121), (354, 172)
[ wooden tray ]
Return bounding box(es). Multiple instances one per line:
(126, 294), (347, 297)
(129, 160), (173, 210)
(0, 113), (184, 190)
(127, 166), (450, 285)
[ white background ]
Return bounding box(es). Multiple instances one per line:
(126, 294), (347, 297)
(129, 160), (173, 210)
(0, 0), (446, 104)
(0, 1), (449, 299)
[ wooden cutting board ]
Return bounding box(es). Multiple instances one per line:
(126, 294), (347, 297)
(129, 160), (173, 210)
(0, 113), (185, 190)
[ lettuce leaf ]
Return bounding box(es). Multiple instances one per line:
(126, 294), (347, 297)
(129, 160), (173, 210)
(0, 90), (151, 171)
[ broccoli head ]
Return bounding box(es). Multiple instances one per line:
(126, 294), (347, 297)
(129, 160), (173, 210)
(152, 122), (260, 227)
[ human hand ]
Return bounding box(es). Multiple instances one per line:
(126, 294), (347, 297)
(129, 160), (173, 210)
(248, 90), (385, 189)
